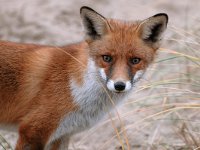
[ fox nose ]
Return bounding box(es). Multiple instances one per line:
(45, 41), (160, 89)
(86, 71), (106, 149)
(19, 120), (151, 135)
(114, 81), (126, 91)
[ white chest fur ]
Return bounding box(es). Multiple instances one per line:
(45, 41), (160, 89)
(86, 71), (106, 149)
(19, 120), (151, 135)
(48, 60), (127, 144)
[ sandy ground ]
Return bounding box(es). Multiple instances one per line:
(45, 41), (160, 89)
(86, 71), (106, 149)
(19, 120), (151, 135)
(0, 0), (200, 149)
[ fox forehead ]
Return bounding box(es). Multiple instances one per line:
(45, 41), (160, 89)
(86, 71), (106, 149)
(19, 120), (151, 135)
(89, 20), (155, 62)
(108, 19), (140, 42)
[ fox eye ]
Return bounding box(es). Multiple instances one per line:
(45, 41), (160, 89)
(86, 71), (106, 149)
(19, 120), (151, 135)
(130, 58), (141, 65)
(102, 55), (112, 63)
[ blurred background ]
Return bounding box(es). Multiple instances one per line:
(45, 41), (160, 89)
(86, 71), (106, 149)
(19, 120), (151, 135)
(0, 0), (199, 149)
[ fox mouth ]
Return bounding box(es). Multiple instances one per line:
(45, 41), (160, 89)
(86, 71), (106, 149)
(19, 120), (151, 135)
(113, 90), (128, 93)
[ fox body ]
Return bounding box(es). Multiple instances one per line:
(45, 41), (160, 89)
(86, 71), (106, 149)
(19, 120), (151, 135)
(0, 6), (168, 150)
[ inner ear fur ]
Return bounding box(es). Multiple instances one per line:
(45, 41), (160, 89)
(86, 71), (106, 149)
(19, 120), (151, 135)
(138, 13), (168, 49)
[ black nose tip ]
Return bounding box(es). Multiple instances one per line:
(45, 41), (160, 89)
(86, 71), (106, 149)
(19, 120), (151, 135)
(114, 82), (126, 91)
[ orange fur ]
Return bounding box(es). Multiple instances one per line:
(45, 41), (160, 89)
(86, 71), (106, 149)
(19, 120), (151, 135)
(0, 41), (85, 149)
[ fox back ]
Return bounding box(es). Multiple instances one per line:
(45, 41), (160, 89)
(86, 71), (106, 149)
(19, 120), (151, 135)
(0, 6), (168, 150)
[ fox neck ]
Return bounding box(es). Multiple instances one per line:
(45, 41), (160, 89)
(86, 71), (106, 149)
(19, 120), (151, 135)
(69, 58), (128, 128)
(47, 54), (131, 145)
(71, 58), (128, 109)
(49, 59), (129, 143)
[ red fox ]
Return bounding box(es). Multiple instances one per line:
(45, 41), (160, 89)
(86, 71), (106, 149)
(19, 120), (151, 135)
(0, 6), (168, 150)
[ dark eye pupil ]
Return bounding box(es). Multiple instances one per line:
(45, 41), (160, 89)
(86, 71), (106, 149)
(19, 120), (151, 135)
(103, 55), (112, 62)
(131, 58), (140, 64)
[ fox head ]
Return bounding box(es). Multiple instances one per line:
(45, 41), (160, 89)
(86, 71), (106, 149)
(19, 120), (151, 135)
(80, 6), (168, 93)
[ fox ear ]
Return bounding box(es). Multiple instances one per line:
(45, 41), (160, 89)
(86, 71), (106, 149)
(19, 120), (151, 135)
(80, 6), (110, 41)
(138, 13), (168, 48)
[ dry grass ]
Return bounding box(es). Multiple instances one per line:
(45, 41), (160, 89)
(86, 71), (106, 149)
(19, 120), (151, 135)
(0, 0), (200, 150)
